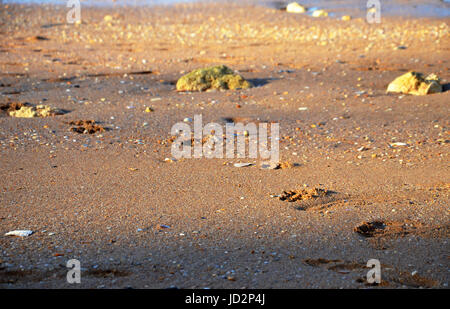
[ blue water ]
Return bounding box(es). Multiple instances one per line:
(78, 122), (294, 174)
(3, 0), (450, 17)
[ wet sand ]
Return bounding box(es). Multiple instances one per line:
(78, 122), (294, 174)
(0, 2), (449, 288)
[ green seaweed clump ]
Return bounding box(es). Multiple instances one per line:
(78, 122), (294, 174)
(176, 65), (252, 92)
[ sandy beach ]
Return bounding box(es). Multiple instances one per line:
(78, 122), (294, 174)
(0, 1), (449, 289)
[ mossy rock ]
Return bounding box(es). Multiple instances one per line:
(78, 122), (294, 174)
(176, 65), (252, 92)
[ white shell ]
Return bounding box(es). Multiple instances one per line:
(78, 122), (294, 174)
(390, 142), (408, 147)
(234, 163), (253, 168)
(5, 230), (33, 237)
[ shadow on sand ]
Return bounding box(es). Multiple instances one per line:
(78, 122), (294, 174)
(248, 78), (277, 87)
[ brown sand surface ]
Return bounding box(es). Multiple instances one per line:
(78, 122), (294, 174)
(0, 3), (449, 288)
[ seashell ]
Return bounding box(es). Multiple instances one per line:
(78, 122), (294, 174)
(5, 230), (33, 237)
(390, 142), (408, 147)
(234, 163), (253, 168)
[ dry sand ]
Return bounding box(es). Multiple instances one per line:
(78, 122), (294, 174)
(0, 2), (449, 288)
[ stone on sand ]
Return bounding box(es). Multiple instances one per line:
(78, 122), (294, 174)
(176, 65), (252, 92)
(386, 72), (442, 96)
(312, 9), (328, 17)
(286, 2), (306, 14)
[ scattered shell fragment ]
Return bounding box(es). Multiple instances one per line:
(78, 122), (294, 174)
(390, 142), (408, 147)
(386, 72), (442, 96)
(176, 65), (252, 92)
(234, 163), (253, 168)
(262, 161), (297, 169)
(5, 230), (33, 237)
(357, 146), (369, 152)
(156, 224), (170, 230)
(286, 2), (306, 14)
